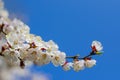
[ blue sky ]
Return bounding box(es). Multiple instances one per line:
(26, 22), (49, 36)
(4, 0), (120, 80)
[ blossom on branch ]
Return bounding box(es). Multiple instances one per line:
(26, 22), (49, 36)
(92, 41), (103, 52)
(0, 0), (103, 73)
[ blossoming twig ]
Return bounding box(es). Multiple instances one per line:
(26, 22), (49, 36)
(0, 0), (103, 72)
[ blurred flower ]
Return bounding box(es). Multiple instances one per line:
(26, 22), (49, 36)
(0, 67), (49, 80)
(0, 0), (9, 18)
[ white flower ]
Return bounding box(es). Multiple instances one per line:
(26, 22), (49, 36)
(6, 32), (20, 48)
(6, 31), (28, 49)
(3, 25), (14, 34)
(24, 48), (38, 61)
(19, 48), (29, 60)
(85, 59), (96, 68)
(3, 49), (20, 66)
(45, 40), (59, 52)
(0, 0), (9, 18)
(73, 60), (85, 71)
(34, 53), (51, 66)
(62, 62), (73, 71)
(25, 34), (43, 47)
(51, 51), (66, 66)
(92, 40), (103, 51)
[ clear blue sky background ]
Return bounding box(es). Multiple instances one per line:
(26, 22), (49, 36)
(4, 0), (120, 80)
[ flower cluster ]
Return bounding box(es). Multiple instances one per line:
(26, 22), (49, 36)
(62, 59), (97, 71)
(0, 17), (67, 68)
(62, 40), (103, 71)
(0, 0), (103, 72)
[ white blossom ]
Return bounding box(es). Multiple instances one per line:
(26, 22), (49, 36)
(51, 51), (66, 66)
(34, 53), (51, 66)
(45, 40), (59, 52)
(3, 25), (14, 34)
(73, 60), (85, 71)
(2, 49), (20, 66)
(85, 59), (96, 68)
(0, 0), (9, 18)
(62, 62), (73, 71)
(92, 40), (103, 51)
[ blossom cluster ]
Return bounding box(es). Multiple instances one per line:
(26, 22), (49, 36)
(0, 17), (103, 71)
(62, 40), (103, 71)
(0, 0), (103, 72)
(0, 17), (67, 68)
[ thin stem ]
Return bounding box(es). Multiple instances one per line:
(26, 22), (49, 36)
(66, 55), (80, 59)
(66, 51), (96, 60)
